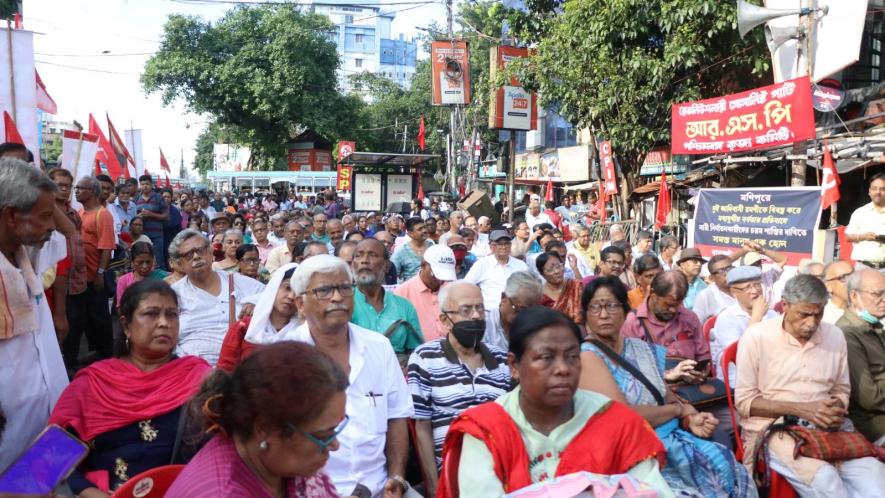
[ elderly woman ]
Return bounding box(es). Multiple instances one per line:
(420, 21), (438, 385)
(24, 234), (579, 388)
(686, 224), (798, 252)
(438, 307), (672, 498)
(536, 252), (584, 325)
(218, 263), (300, 372)
(167, 342), (345, 497)
(236, 243), (271, 284)
(49, 280), (211, 496)
(115, 241), (168, 309)
(213, 229), (244, 272)
(579, 277), (756, 498)
(169, 229), (265, 366)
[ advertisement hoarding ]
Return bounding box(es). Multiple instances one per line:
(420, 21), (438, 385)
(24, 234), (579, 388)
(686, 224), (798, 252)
(431, 41), (471, 106)
(489, 46), (538, 131)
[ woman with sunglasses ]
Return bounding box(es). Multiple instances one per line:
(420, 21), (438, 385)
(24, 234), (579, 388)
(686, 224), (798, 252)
(167, 342), (347, 498)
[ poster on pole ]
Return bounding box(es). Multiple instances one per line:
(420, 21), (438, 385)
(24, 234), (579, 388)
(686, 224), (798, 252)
(488, 46), (537, 131)
(598, 141), (618, 194)
(386, 174), (413, 205)
(671, 76), (815, 155)
(354, 174), (382, 211)
(691, 187), (823, 266)
(430, 41), (471, 106)
(336, 166), (352, 191)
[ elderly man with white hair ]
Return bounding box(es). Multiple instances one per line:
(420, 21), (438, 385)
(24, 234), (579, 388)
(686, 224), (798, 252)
(284, 254), (413, 498)
(483, 270), (543, 350)
(407, 281), (511, 496)
(471, 216), (492, 257)
(170, 229), (265, 366)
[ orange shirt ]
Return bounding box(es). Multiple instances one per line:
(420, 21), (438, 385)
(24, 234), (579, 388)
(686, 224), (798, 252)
(394, 275), (446, 342)
(78, 207), (117, 281)
(627, 287), (645, 310)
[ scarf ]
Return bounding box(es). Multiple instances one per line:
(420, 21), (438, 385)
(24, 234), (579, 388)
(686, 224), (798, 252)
(49, 356), (211, 441)
(244, 262), (301, 345)
(0, 245), (42, 339)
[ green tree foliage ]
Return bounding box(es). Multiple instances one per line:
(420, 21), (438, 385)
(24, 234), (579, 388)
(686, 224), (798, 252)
(142, 5), (352, 169)
(504, 0), (771, 179)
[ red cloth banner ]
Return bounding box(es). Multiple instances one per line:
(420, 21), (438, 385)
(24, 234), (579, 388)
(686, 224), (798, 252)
(599, 141), (618, 195)
(338, 141), (355, 162)
(88, 114), (124, 181)
(671, 76), (815, 155)
(3, 111), (24, 145)
(159, 147), (172, 173)
(821, 144), (841, 211)
(336, 166), (352, 191)
(655, 171), (671, 229)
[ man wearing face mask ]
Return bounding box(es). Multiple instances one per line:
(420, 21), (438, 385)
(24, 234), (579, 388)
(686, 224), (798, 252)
(407, 281), (512, 497)
(837, 269), (885, 446)
(447, 234), (476, 279)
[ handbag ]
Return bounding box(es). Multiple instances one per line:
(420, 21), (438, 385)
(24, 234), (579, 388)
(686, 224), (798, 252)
(638, 318), (727, 409)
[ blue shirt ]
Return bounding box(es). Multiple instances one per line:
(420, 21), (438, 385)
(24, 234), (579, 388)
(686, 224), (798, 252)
(684, 277), (708, 310)
(108, 200), (136, 234)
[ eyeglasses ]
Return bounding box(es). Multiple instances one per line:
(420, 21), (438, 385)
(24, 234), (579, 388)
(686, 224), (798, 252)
(443, 304), (485, 317)
(732, 282), (763, 292)
(711, 266), (734, 275)
(586, 302), (623, 315)
(825, 272), (853, 283)
(289, 415), (349, 453)
(178, 245), (210, 260)
(602, 259), (625, 267)
(239, 258), (260, 265)
(307, 284), (355, 300)
(858, 288), (885, 300)
(507, 299), (529, 314)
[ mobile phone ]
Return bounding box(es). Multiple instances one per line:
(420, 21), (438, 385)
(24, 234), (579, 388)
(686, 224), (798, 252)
(0, 425), (88, 495)
(694, 359), (711, 372)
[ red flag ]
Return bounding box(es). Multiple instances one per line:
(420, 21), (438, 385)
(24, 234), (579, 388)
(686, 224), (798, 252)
(417, 115), (426, 151)
(545, 177), (554, 203)
(13, 12), (22, 29)
(655, 171), (671, 229)
(35, 71), (57, 114)
(88, 114), (124, 181)
(106, 114), (134, 178)
(163, 174), (171, 188)
(159, 147), (171, 173)
(3, 111), (24, 145)
(821, 144), (841, 211)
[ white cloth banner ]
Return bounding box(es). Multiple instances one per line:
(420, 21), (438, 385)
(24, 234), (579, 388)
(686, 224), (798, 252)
(62, 130), (99, 211)
(0, 28), (38, 161)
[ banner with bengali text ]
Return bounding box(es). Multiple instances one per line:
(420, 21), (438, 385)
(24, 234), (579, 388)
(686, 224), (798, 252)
(671, 76), (815, 155)
(691, 187), (822, 266)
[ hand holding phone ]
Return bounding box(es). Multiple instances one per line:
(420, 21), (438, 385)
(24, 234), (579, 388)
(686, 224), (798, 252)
(0, 425), (88, 496)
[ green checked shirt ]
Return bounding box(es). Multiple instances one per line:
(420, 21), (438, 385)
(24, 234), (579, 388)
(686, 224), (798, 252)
(352, 287), (424, 353)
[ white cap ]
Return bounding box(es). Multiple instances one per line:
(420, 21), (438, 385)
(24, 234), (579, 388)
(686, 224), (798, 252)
(423, 244), (457, 281)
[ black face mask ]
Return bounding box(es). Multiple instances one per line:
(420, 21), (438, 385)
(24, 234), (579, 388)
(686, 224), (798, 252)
(450, 319), (486, 349)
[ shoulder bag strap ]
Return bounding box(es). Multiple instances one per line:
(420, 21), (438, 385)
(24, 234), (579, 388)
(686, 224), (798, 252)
(588, 339), (666, 406)
(637, 317), (656, 345)
(228, 272), (236, 326)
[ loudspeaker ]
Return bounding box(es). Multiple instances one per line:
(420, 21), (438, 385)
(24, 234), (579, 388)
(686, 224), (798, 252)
(736, 0), (801, 39)
(458, 190), (499, 224)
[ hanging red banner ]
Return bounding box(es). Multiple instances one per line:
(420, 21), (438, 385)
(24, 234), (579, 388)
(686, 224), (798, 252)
(598, 140), (618, 195)
(336, 166), (352, 191)
(671, 76), (815, 155)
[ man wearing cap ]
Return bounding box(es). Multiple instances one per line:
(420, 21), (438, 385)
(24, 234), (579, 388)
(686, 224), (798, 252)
(395, 244), (457, 341)
(464, 229), (529, 310)
(676, 248), (708, 310)
(692, 255), (737, 324)
(447, 234), (476, 279)
(710, 266), (778, 385)
(209, 212), (230, 236)
(728, 239), (787, 306)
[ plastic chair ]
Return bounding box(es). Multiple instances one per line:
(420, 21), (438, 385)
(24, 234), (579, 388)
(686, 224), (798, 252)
(722, 343), (797, 498)
(109, 464), (184, 498)
(703, 315), (718, 376)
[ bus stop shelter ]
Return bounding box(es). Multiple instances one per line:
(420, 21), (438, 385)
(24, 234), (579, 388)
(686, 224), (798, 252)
(339, 152), (440, 212)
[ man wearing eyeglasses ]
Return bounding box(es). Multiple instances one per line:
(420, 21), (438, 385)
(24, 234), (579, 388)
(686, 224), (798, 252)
(691, 255), (736, 324)
(846, 173), (885, 272)
(483, 271), (543, 350)
(836, 269), (885, 447)
(285, 255), (413, 498)
(710, 266), (778, 385)
(675, 248), (707, 310)
(407, 281), (512, 497)
(823, 260), (855, 324)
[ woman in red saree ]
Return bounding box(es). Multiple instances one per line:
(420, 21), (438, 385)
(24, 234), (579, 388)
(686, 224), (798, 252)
(437, 307), (673, 498)
(49, 280), (211, 496)
(536, 252), (585, 325)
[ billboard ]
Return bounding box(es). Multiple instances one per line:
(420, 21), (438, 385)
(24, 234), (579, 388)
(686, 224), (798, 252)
(386, 174), (413, 204)
(213, 144), (251, 172)
(489, 46), (538, 131)
(431, 40), (471, 106)
(354, 173), (382, 211)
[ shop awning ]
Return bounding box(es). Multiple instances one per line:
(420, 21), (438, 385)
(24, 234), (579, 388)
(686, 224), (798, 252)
(339, 152), (440, 168)
(562, 181), (599, 191)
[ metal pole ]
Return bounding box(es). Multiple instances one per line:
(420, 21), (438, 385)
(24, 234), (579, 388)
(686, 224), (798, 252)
(507, 137), (515, 223)
(6, 21), (17, 121)
(791, 1), (816, 187)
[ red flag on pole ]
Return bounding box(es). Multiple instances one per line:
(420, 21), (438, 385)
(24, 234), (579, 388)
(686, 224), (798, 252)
(821, 144), (841, 211)
(655, 171), (671, 229)
(159, 147), (172, 173)
(545, 177), (554, 203)
(106, 114), (134, 178)
(3, 111), (24, 145)
(417, 115), (426, 151)
(163, 174), (171, 188)
(88, 114), (124, 181)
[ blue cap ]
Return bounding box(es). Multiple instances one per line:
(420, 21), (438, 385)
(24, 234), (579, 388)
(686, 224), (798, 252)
(727, 266), (762, 285)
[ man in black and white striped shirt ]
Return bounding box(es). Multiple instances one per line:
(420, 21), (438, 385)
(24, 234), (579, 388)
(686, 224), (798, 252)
(407, 281), (512, 496)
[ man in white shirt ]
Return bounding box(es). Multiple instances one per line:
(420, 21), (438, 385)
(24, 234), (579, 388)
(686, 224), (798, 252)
(438, 210), (463, 246)
(524, 198), (552, 231)
(846, 173), (885, 271)
(692, 255), (736, 324)
(464, 229), (529, 309)
(710, 266), (777, 384)
(283, 255), (412, 498)
(728, 240), (787, 307)
(267, 212), (288, 246)
(169, 230), (264, 366)
(0, 161), (69, 470)
(823, 260), (854, 324)
(483, 271), (542, 350)
(656, 235), (680, 271)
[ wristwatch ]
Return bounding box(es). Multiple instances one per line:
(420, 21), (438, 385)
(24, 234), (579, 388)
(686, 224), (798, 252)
(389, 475), (409, 492)
(97, 268), (105, 275)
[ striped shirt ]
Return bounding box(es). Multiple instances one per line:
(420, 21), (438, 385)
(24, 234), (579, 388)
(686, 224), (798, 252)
(134, 191), (167, 238)
(407, 338), (511, 467)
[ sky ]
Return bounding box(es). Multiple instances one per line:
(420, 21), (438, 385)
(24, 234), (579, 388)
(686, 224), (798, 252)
(24, 0), (449, 177)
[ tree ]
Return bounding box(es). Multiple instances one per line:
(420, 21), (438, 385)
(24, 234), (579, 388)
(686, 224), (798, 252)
(142, 5), (353, 169)
(504, 0), (771, 183)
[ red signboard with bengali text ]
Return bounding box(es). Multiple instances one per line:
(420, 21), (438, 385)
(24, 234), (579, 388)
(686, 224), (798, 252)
(671, 76), (815, 155)
(598, 141), (618, 195)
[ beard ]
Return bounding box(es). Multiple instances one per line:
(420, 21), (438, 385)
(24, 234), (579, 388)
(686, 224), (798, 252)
(356, 270), (382, 286)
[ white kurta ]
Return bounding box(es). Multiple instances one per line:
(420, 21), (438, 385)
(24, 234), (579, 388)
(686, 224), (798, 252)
(0, 232), (69, 470)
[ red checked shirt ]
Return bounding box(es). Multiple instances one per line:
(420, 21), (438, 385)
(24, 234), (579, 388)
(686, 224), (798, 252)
(621, 295), (710, 361)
